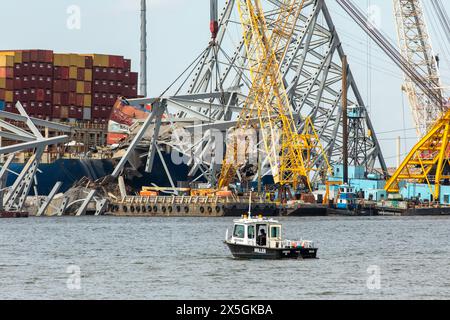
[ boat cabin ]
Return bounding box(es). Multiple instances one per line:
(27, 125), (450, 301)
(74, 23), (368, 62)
(336, 184), (356, 210)
(228, 216), (284, 249)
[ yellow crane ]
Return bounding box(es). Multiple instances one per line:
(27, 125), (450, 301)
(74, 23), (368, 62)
(385, 108), (450, 201)
(218, 0), (331, 191)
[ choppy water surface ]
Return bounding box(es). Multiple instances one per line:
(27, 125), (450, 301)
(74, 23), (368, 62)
(0, 216), (449, 300)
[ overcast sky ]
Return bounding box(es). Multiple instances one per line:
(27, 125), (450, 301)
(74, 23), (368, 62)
(1, 0), (449, 167)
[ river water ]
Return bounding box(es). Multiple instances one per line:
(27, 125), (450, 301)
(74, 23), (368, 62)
(0, 216), (449, 300)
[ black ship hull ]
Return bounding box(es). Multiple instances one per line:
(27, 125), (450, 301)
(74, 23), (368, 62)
(225, 242), (318, 260)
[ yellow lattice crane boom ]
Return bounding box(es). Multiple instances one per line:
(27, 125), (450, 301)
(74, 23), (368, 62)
(385, 109), (450, 200)
(218, 0), (331, 190)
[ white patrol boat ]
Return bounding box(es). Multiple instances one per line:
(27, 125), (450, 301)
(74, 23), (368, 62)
(224, 188), (318, 259)
(224, 215), (318, 259)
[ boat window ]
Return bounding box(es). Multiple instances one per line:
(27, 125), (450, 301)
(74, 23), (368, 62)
(256, 224), (267, 246)
(233, 225), (245, 238)
(270, 226), (281, 238)
(248, 225), (255, 239)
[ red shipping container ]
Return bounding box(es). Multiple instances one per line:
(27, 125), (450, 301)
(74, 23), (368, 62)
(116, 68), (124, 80)
(108, 68), (116, 81)
(124, 59), (131, 72)
(46, 63), (53, 76)
(76, 94), (84, 106)
(44, 50), (53, 63)
(30, 62), (38, 75)
(37, 76), (45, 88)
(22, 51), (30, 63)
(93, 67), (102, 80)
(53, 80), (62, 92)
(77, 68), (84, 81)
(14, 64), (22, 77)
(61, 80), (69, 92)
(29, 89), (36, 101)
(68, 105), (82, 118)
(52, 105), (61, 118)
(36, 89), (45, 102)
(129, 72), (138, 85)
(53, 66), (61, 79)
(0, 89), (5, 100)
(45, 89), (52, 102)
(61, 67), (69, 80)
(93, 80), (101, 92)
(30, 50), (39, 62)
(4, 79), (14, 90)
(85, 56), (93, 69)
(61, 92), (69, 105)
(29, 75), (37, 87)
(69, 79), (77, 92)
(53, 92), (61, 105)
(22, 89), (29, 101)
(84, 82), (92, 94)
(69, 92), (76, 105)
(14, 76), (22, 88)
(45, 77), (52, 89)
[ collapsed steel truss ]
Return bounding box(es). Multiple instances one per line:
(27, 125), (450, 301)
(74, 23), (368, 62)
(123, 0), (387, 187)
(0, 102), (70, 212)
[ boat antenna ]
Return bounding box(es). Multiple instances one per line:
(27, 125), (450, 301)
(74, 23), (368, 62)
(248, 187), (254, 218)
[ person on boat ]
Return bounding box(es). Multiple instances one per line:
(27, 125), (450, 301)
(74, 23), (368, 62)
(257, 229), (267, 246)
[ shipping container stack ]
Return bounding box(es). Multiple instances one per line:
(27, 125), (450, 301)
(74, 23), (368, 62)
(91, 54), (138, 124)
(1, 50), (54, 118)
(0, 50), (138, 124)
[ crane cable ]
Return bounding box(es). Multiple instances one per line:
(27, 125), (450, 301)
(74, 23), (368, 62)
(336, 0), (444, 110)
(430, 0), (450, 44)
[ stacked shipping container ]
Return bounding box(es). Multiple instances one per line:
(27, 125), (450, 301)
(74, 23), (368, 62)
(0, 50), (138, 124)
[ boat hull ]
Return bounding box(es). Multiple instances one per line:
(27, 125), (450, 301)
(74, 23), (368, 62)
(225, 242), (318, 260)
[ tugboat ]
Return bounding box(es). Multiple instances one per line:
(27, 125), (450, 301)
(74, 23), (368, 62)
(224, 190), (318, 259)
(327, 184), (358, 215)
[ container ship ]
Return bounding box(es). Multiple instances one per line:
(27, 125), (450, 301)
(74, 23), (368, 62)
(1, 49), (186, 194)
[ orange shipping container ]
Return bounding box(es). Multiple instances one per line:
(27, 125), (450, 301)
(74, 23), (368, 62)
(0, 67), (14, 78)
(140, 191), (158, 197)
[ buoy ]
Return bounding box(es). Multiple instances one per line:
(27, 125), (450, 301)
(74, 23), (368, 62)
(168, 206), (173, 213)
(200, 207), (205, 213)
(184, 206), (189, 213)
(153, 206), (158, 213)
(162, 206), (167, 213)
(123, 206), (128, 213)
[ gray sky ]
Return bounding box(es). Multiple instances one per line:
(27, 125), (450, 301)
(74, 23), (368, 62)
(1, 0), (449, 167)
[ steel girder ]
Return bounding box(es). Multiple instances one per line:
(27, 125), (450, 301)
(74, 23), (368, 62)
(124, 0), (387, 187)
(0, 102), (70, 212)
